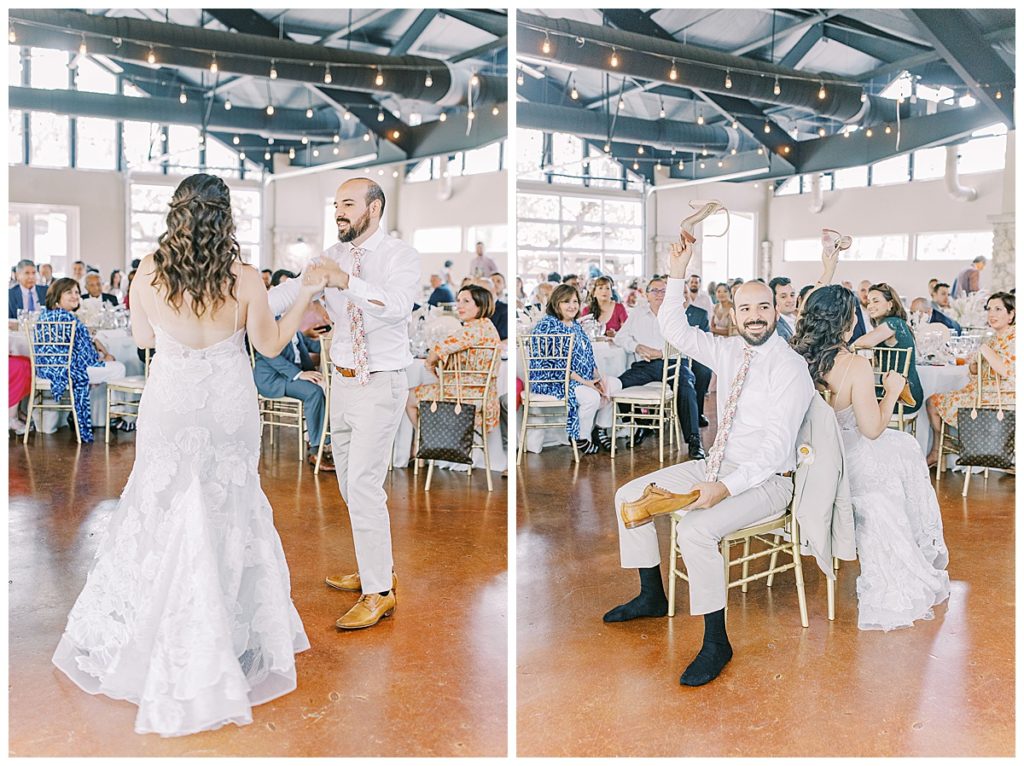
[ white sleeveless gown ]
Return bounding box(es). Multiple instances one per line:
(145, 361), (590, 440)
(52, 325), (309, 736)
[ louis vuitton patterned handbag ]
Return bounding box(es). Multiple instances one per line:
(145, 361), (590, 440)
(416, 397), (477, 464)
(956, 362), (1014, 470)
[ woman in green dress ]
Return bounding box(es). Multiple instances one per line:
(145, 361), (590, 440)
(852, 282), (923, 413)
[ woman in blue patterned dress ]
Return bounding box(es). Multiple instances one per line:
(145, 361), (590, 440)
(34, 278), (126, 443)
(528, 283), (607, 455)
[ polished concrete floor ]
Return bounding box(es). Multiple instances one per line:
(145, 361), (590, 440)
(9, 430), (507, 757)
(516, 408), (1015, 757)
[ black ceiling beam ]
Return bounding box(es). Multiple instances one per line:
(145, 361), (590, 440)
(731, 11), (846, 56)
(859, 26), (1014, 84)
(451, 35), (508, 65)
(820, 25), (924, 66)
(601, 10), (676, 42)
(390, 10), (438, 56)
(778, 23), (823, 69)
(904, 9), (1015, 127)
(439, 9), (508, 38)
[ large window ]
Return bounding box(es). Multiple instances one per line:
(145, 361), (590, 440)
(916, 231), (993, 261)
(30, 112), (69, 168)
(76, 117), (117, 170)
(10, 109), (24, 164)
(784, 234), (908, 262)
(404, 140), (505, 183)
(517, 190), (643, 283)
(9, 204), (79, 276)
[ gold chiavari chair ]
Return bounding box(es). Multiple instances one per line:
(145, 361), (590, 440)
(609, 343), (683, 464)
(419, 345), (500, 492)
(24, 317), (82, 444)
(517, 333), (578, 465)
(248, 340), (307, 461)
(869, 345), (918, 434)
(104, 349), (152, 443)
(668, 475), (809, 629)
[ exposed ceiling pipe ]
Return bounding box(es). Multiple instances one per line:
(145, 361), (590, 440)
(518, 102), (760, 154)
(9, 9), (502, 106)
(808, 172), (824, 213)
(518, 11), (910, 125)
(944, 144), (977, 202)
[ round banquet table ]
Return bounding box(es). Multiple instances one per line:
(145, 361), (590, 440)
(914, 362), (971, 460)
(392, 355), (509, 472)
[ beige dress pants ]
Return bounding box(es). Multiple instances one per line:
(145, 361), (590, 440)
(614, 458), (793, 615)
(330, 369), (407, 594)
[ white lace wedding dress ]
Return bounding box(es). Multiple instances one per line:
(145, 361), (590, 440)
(836, 405), (951, 631)
(52, 325), (310, 737)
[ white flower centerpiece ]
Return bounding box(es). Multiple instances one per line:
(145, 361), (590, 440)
(947, 291), (990, 331)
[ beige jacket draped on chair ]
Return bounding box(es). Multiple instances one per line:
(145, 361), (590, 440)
(792, 394), (857, 576)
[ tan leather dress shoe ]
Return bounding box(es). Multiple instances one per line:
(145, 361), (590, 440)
(325, 572), (397, 592)
(336, 591), (396, 630)
(620, 483), (700, 529)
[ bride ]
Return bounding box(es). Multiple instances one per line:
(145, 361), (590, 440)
(790, 272), (950, 631)
(52, 174), (327, 736)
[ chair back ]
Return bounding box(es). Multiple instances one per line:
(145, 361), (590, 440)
(663, 343), (683, 400)
(977, 353), (1015, 408)
(27, 318), (77, 387)
(438, 345), (499, 412)
(318, 331), (334, 382)
(868, 345), (911, 396)
(519, 332), (575, 402)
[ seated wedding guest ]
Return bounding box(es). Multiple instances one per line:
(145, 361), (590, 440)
(926, 292), (1015, 466)
(769, 276), (797, 339)
(427, 273), (456, 306)
(83, 273), (119, 307)
(35, 278), (126, 443)
(532, 281), (554, 312)
(123, 269), (137, 310)
(594, 277), (706, 459)
(684, 273), (714, 315)
(711, 283), (737, 337)
(475, 277), (508, 342)
(707, 280), (718, 305)
(71, 260), (87, 289)
(547, 271), (561, 283)
(8, 259), (48, 319)
(270, 269), (296, 287)
(604, 234), (814, 687)
(491, 272), (508, 303)
(581, 275), (628, 337)
(796, 284), (814, 319)
(260, 269), (273, 289)
(253, 317), (333, 472)
(528, 284), (604, 455)
(515, 276), (527, 310)
(930, 281), (953, 313)
(39, 263), (54, 287)
(910, 297), (962, 335)
(107, 269), (123, 302)
(624, 278), (642, 308)
(852, 283), (923, 415)
(849, 279), (872, 342)
(791, 284), (949, 631)
(408, 283), (501, 436)
(952, 255), (986, 298)
(9, 355), (31, 434)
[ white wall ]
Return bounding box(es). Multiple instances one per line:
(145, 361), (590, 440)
(9, 165), (125, 276)
(650, 160), (1009, 300)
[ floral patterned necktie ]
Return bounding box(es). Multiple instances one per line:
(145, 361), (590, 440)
(347, 246), (370, 385)
(704, 344), (756, 482)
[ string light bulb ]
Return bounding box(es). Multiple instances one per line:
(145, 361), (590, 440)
(818, 127), (826, 137)
(659, 100), (666, 119)
(363, 131), (372, 141)
(865, 127), (873, 137)
(232, 135), (240, 145)
(239, 151), (246, 160)
(439, 111), (447, 122)
(313, 148), (319, 157)
(323, 65), (332, 84)
(604, 142), (611, 153)
(377, 108), (385, 123)
(375, 67), (384, 87)
(618, 97), (625, 111)
(571, 81), (579, 100)
(267, 137), (274, 145)
(764, 121), (771, 134)
(146, 47), (156, 64)
(731, 148), (737, 155)
(333, 147), (339, 155)
(425, 71), (433, 87)
(782, 146), (791, 155)
(392, 129), (401, 139)
(669, 59), (678, 81)
(818, 81), (827, 100)
(610, 48), (619, 68)
(491, 106), (499, 116)
(517, 70), (525, 86)
(471, 72), (480, 87)
(269, 60), (277, 80)
(288, 147), (295, 159)
(773, 78), (781, 97)
(697, 107), (704, 126)
(467, 110), (476, 121)
(699, 162), (706, 169)
(266, 103), (274, 116)
(179, 87), (187, 104)
(637, 145), (645, 155)
(701, 146), (707, 156)
(78, 35), (87, 56)
(306, 106), (313, 118)
(264, 150), (271, 161)
(724, 70), (732, 89)
(732, 120), (738, 129)
(301, 135), (308, 145)
(632, 160), (639, 170)
(844, 126), (851, 138)
(757, 147), (764, 155)
(333, 133), (340, 143)
(678, 159), (684, 170)
(718, 160), (724, 168)
(210, 54), (218, 74)
(542, 33), (551, 55)
(884, 124), (892, 134)
(9, 26), (15, 44)
(224, 98), (232, 110)
(996, 89), (1003, 100)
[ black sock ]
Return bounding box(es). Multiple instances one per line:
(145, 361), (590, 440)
(379, 590), (391, 597)
(603, 566), (669, 622)
(680, 608), (733, 686)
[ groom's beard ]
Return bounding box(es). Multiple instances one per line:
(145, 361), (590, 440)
(337, 208), (371, 243)
(737, 315), (776, 346)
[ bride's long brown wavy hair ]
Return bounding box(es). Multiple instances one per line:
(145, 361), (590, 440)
(152, 173), (241, 318)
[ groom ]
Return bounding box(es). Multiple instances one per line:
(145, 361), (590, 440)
(270, 177), (421, 630)
(603, 234), (814, 686)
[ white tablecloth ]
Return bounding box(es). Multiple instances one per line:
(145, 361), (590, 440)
(391, 357), (508, 473)
(915, 363), (970, 456)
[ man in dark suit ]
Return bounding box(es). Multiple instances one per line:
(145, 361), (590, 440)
(685, 303), (713, 428)
(911, 297), (962, 335)
(479, 276), (508, 341)
(8, 259), (48, 318)
(426, 274), (455, 306)
(83, 273), (119, 307)
(253, 329), (333, 471)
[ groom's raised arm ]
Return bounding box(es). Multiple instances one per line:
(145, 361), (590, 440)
(659, 278), (720, 371)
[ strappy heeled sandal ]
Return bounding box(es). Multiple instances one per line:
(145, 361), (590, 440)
(680, 200), (729, 245)
(821, 228), (853, 255)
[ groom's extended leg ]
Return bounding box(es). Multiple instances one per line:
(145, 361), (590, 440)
(674, 471), (793, 685)
(603, 459), (708, 622)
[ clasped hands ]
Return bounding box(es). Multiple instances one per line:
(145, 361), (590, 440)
(303, 259), (349, 291)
